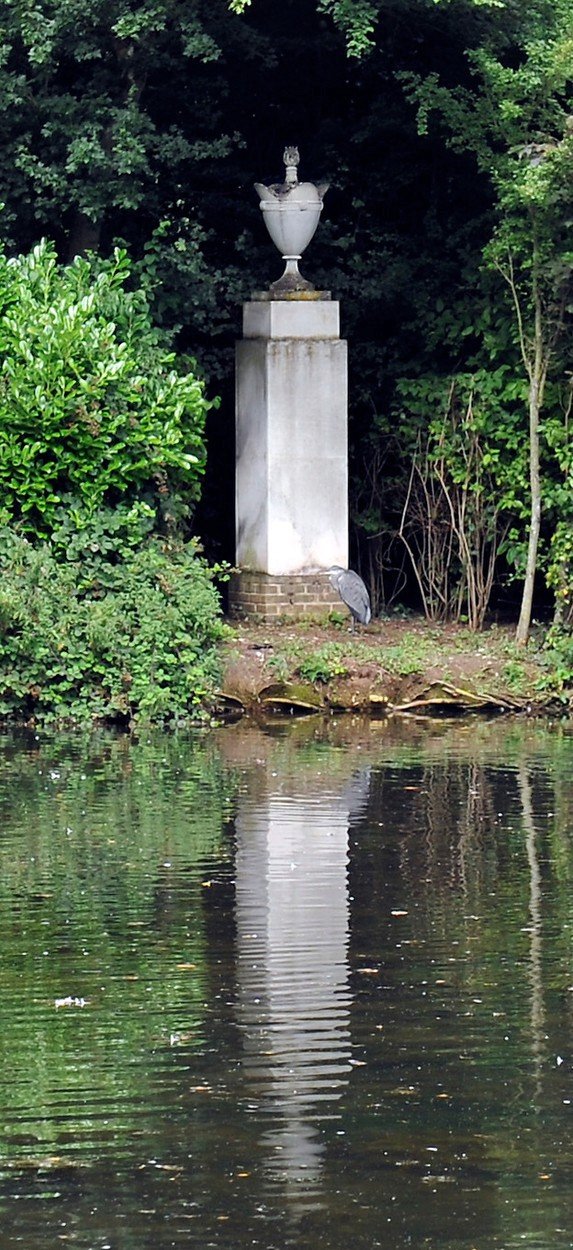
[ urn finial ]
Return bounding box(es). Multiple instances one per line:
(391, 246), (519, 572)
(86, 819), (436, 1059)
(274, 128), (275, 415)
(283, 146), (300, 186)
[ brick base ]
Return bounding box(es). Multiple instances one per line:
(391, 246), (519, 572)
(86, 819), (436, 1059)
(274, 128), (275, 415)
(229, 570), (342, 621)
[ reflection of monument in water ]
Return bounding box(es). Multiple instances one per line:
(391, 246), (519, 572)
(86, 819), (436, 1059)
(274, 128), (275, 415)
(235, 761), (369, 1214)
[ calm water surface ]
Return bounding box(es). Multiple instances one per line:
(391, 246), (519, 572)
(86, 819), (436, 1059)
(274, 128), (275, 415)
(0, 716), (572, 1250)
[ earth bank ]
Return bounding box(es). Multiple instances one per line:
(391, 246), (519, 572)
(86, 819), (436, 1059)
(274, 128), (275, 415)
(219, 614), (566, 717)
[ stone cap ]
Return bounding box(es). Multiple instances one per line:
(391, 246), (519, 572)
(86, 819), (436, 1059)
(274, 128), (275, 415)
(243, 298), (340, 340)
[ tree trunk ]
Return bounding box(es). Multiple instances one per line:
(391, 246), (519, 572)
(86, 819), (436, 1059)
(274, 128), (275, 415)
(515, 377), (542, 645)
(515, 270), (546, 647)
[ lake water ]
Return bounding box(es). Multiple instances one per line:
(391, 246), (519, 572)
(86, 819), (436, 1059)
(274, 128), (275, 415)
(0, 715), (572, 1250)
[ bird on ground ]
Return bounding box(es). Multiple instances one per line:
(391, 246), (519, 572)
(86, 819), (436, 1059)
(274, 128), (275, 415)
(328, 566), (372, 630)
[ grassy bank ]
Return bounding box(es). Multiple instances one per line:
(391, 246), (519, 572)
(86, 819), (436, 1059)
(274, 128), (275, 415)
(219, 614), (570, 717)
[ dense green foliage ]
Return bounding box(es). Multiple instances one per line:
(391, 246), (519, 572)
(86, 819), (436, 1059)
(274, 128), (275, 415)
(0, 236), (226, 724)
(0, 239), (209, 537)
(0, 516), (229, 725)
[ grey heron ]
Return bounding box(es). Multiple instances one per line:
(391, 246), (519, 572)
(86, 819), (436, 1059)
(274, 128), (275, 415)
(328, 566), (371, 630)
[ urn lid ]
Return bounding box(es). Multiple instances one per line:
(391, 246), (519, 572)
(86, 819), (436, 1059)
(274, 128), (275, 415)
(255, 146), (329, 205)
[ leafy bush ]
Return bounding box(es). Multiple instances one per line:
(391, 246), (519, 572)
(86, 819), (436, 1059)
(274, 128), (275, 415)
(542, 514), (573, 697)
(393, 370), (522, 627)
(298, 645), (348, 684)
(538, 625), (573, 702)
(547, 517), (573, 628)
(49, 499), (158, 590)
(0, 522), (230, 725)
(0, 240), (211, 536)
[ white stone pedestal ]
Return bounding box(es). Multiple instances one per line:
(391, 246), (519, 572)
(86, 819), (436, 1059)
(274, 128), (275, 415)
(232, 295), (348, 619)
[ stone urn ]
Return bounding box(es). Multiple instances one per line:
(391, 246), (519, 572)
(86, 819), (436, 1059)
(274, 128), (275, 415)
(255, 147), (329, 293)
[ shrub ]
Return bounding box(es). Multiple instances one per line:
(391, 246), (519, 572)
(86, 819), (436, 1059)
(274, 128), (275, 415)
(0, 521), (230, 725)
(298, 645), (348, 684)
(547, 518), (573, 628)
(538, 626), (573, 701)
(0, 240), (211, 537)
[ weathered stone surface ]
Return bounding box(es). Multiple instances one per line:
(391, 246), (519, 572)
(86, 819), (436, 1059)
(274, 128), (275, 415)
(242, 299), (339, 339)
(235, 297), (348, 606)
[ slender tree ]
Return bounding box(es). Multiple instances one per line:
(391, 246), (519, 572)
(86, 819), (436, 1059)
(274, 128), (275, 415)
(403, 1), (573, 640)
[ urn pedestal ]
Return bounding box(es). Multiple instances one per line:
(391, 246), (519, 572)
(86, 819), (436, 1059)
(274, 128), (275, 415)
(231, 293), (348, 621)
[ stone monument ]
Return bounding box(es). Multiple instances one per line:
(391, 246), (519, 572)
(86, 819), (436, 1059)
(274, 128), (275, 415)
(231, 147), (348, 620)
